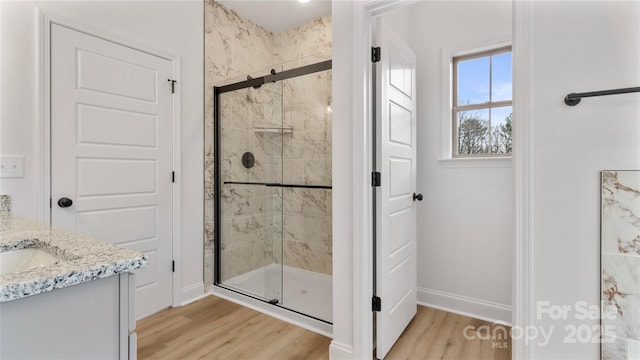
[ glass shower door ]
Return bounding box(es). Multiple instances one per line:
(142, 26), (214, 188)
(217, 75), (284, 305)
(214, 61), (332, 322)
(277, 68), (333, 322)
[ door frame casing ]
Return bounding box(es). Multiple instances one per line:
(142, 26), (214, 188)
(37, 10), (183, 308)
(341, 1), (532, 358)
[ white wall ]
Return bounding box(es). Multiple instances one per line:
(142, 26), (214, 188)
(379, 6), (411, 42)
(407, 1), (513, 322)
(0, 0), (204, 304)
(530, 1), (639, 357)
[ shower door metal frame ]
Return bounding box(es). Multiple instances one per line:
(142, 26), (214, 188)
(213, 60), (332, 291)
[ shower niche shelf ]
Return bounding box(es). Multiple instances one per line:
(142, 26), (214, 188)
(253, 127), (294, 135)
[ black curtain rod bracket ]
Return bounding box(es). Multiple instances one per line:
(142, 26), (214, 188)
(564, 86), (640, 106)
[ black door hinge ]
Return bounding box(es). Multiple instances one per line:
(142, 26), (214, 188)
(49, 198), (52, 209)
(372, 296), (381, 312)
(372, 47), (381, 63)
(172, 171), (175, 183)
(168, 79), (177, 94)
(372, 171), (381, 187)
(172, 260), (175, 272)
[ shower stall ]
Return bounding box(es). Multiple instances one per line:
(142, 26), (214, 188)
(213, 60), (332, 324)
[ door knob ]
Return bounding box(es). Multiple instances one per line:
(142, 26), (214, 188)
(413, 193), (423, 202)
(57, 197), (73, 208)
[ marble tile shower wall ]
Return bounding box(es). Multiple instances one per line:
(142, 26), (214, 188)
(601, 171), (640, 359)
(204, 1), (332, 285)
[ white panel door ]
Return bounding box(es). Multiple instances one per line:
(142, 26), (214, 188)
(51, 24), (174, 319)
(375, 19), (418, 359)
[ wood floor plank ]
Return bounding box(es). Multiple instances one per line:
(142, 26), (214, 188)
(385, 306), (512, 359)
(385, 306), (441, 359)
(137, 295), (330, 360)
(137, 296), (511, 359)
(151, 310), (259, 359)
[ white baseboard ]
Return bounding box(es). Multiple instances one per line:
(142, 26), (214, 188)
(180, 282), (205, 305)
(329, 341), (353, 360)
(417, 287), (512, 325)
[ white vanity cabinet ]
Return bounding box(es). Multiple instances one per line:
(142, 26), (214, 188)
(0, 272), (137, 359)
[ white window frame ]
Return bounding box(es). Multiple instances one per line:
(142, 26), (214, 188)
(440, 40), (512, 167)
(453, 45), (512, 157)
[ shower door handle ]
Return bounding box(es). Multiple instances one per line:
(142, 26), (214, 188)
(413, 193), (423, 202)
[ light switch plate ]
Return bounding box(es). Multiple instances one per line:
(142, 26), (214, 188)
(0, 155), (25, 178)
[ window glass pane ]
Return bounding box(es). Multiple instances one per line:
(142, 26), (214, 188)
(457, 57), (489, 105)
(490, 106), (512, 154)
(456, 109), (489, 155)
(491, 52), (512, 102)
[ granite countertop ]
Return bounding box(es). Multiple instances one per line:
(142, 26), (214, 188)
(0, 215), (148, 302)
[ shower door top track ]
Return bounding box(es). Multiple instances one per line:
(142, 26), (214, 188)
(214, 60), (332, 95)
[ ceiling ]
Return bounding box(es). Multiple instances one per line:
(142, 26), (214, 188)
(216, 0), (331, 33)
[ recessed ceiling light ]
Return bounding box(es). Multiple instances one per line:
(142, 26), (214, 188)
(298, 0), (311, 3)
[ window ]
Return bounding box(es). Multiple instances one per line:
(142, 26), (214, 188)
(453, 46), (512, 157)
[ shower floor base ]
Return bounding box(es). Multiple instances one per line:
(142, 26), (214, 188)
(222, 264), (332, 323)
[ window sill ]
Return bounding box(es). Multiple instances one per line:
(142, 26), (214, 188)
(438, 157), (512, 168)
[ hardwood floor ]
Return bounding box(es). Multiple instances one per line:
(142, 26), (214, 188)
(136, 295), (330, 360)
(385, 307), (512, 359)
(137, 295), (511, 359)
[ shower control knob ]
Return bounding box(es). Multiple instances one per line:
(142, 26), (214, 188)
(57, 197), (73, 208)
(413, 193), (423, 202)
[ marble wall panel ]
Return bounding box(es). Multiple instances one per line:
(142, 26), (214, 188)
(252, 240), (270, 270)
(204, 157), (214, 188)
(301, 188), (332, 217)
(282, 131), (306, 160)
(284, 214), (304, 243)
(254, 133), (283, 158)
(273, 15), (332, 66)
(220, 244), (254, 281)
(603, 338), (627, 360)
(281, 188), (332, 275)
(283, 240), (327, 274)
(602, 171), (640, 360)
(283, 188), (303, 214)
(270, 215), (284, 265)
(304, 215), (332, 246)
(228, 214), (263, 250)
(221, 186), (254, 217)
(204, 246), (214, 288)
(283, 104), (306, 131)
(283, 159), (304, 185)
(219, 92), (255, 130)
(220, 127), (252, 158)
(325, 244), (333, 275)
(204, 90), (214, 152)
(255, 187), (283, 215)
(304, 158), (332, 185)
(304, 131), (331, 160)
(204, 187), (215, 247)
(303, 106), (329, 132)
(603, 254), (640, 339)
